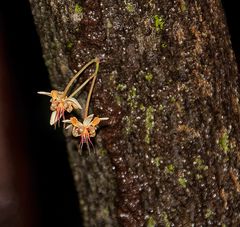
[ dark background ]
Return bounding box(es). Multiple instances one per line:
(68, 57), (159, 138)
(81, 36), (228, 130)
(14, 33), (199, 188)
(0, 1), (239, 226)
(0, 1), (82, 227)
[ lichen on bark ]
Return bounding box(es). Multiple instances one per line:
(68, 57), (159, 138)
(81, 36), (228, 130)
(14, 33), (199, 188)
(29, 0), (240, 226)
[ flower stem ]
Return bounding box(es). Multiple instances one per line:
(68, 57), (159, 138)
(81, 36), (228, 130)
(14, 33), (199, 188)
(69, 74), (95, 98)
(84, 58), (100, 118)
(63, 58), (98, 97)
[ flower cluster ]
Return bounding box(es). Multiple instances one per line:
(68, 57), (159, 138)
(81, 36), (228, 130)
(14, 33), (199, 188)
(38, 58), (108, 149)
(63, 115), (108, 147)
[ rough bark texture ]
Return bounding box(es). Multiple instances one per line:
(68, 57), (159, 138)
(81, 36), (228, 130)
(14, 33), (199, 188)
(29, 0), (240, 226)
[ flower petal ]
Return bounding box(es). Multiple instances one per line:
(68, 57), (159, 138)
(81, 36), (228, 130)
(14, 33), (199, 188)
(51, 90), (59, 99)
(50, 111), (57, 125)
(62, 119), (71, 123)
(70, 117), (81, 127)
(83, 114), (94, 126)
(91, 117), (100, 127)
(37, 91), (52, 96)
(66, 97), (82, 110)
(99, 117), (109, 121)
(65, 124), (73, 130)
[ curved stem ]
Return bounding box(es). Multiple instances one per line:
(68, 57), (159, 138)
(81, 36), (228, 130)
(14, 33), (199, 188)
(63, 58), (98, 97)
(84, 58), (100, 118)
(69, 74), (95, 98)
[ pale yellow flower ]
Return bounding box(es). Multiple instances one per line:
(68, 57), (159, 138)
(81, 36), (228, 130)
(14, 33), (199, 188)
(38, 90), (82, 126)
(63, 114), (108, 146)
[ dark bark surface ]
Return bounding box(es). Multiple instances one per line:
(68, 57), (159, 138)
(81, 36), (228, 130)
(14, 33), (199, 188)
(29, 0), (240, 226)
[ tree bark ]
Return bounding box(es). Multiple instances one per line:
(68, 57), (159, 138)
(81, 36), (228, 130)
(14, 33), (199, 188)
(29, 0), (240, 226)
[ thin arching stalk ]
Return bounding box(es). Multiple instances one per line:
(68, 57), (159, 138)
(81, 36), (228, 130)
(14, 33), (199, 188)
(69, 74), (95, 98)
(63, 58), (98, 97)
(84, 58), (100, 118)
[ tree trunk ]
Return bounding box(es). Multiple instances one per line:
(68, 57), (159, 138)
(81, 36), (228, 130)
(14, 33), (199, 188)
(29, 0), (240, 226)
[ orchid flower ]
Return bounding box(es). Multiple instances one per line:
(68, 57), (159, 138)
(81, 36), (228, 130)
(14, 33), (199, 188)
(63, 114), (109, 146)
